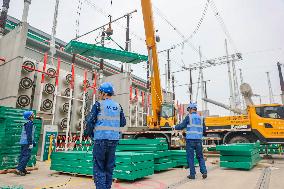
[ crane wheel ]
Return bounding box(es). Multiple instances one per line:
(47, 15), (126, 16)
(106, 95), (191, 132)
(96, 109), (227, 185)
(228, 135), (250, 144)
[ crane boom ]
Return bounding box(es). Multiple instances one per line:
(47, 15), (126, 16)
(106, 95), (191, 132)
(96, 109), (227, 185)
(141, 0), (163, 128)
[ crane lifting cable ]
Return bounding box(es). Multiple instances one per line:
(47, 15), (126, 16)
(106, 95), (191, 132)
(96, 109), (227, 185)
(75, 0), (83, 38)
(208, 0), (239, 53)
(156, 0), (209, 56)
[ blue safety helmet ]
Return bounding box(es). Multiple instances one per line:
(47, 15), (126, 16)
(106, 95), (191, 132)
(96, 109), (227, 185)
(23, 111), (33, 120)
(188, 102), (197, 110)
(99, 82), (114, 95)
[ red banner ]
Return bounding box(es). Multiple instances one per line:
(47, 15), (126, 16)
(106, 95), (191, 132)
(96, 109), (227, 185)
(55, 57), (61, 87)
(83, 69), (87, 92)
(130, 86), (132, 100)
(41, 53), (48, 83)
(71, 64), (75, 89)
(141, 91), (145, 105)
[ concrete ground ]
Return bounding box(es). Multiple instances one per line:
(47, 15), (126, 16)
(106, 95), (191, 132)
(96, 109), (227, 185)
(0, 156), (283, 189)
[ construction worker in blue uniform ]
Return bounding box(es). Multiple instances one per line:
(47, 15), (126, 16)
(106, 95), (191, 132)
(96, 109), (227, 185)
(15, 111), (36, 176)
(174, 102), (207, 179)
(85, 82), (126, 189)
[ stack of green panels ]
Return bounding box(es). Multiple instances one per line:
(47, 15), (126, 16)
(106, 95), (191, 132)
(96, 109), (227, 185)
(216, 143), (261, 170)
(170, 150), (198, 167)
(50, 151), (93, 175)
(117, 138), (175, 171)
(65, 40), (148, 64)
(114, 152), (154, 180)
(0, 106), (42, 170)
(0, 186), (24, 189)
(117, 138), (168, 151)
(259, 144), (281, 154)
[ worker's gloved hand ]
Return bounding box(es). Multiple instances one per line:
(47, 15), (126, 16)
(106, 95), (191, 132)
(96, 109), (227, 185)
(28, 144), (33, 149)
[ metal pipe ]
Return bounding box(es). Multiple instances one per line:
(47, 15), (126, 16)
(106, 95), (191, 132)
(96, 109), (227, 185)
(37, 53), (48, 112)
(225, 39), (235, 111)
(266, 72), (274, 104)
(203, 97), (245, 115)
(22, 0), (32, 23)
(51, 56), (61, 125)
(80, 70), (87, 142)
(0, 0), (10, 37)
(277, 62), (284, 104)
(50, 0), (60, 64)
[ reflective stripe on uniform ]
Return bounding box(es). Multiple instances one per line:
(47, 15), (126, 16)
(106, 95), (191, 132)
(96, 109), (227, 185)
(95, 126), (121, 131)
(97, 115), (120, 121)
(188, 124), (203, 128)
(186, 131), (203, 135)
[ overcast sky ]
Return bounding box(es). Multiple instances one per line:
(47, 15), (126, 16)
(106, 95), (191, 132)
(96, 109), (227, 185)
(8, 0), (284, 115)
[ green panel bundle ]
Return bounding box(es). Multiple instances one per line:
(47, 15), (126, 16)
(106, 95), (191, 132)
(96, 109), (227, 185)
(114, 152), (154, 180)
(0, 106), (42, 170)
(170, 150), (198, 167)
(216, 143), (261, 170)
(117, 138), (175, 172)
(117, 138), (169, 151)
(259, 144), (282, 154)
(50, 151), (93, 175)
(0, 186), (24, 189)
(65, 40), (148, 64)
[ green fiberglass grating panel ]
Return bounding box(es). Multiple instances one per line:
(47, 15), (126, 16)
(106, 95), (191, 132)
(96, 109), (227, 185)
(65, 40), (148, 64)
(154, 157), (171, 164)
(220, 154), (261, 163)
(115, 152), (153, 163)
(154, 161), (176, 171)
(220, 149), (259, 156)
(113, 167), (154, 180)
(220, 161), (255, 170)
(170, 150), (186, 156)
(116, 145), (166, 151)
(115, 160), (154, 171)
(119, 138), (167, 145)
(216, 144), (258, 152)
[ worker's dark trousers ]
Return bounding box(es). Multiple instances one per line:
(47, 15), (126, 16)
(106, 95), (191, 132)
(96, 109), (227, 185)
(17, 144), (32, 172)
(186, 139), (207, 177)
(93, 140), (118, 189)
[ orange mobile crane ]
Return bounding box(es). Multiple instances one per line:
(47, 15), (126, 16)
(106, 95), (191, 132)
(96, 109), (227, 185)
(141, 0), (177, 130)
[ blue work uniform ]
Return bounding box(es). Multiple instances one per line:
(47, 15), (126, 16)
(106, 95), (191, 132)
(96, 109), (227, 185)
(175, 112), (207, 177)
(17, 120), (35, 172)
(85, 99), (126, 189)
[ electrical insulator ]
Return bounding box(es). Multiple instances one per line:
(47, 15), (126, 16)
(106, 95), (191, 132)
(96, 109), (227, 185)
(65, 74), (72, 84)
(78, 106), (88, 115)
(81, 80), (91, 89)
(76, 119), (86, 131)
(62, 88), (70, 97)
(44, 83), (55, 94)
(41, 99), (53, 111)
(19, 77), (33, 90)
(17, 95), (31, 107)
(59, 118), (67, 130)
(80, 92), (89, 101)
(46, 68), (56, 78)
(61, 102), (69, 113)
(22, 61), (35, 73)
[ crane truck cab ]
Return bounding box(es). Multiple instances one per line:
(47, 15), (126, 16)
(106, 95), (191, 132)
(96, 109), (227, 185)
(205, 104), (284, 144)
(159, 103), (176, 128)
(250, 104), (284, 143)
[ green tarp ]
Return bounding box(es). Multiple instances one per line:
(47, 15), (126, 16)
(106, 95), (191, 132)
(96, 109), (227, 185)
(65, 40), (148, 64)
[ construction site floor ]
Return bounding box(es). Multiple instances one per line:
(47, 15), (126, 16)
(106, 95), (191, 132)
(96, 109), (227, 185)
(0, 155), (283, 189)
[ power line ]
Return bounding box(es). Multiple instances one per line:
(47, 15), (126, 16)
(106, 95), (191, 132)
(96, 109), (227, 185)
(156, 0), (210, 56)
(84, 0), (144, 42)
(208, 0), (239, 53)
